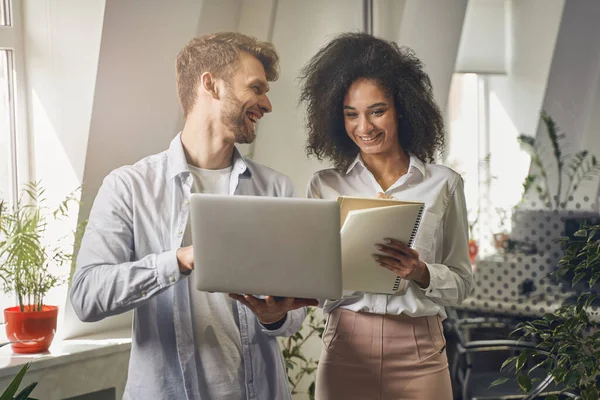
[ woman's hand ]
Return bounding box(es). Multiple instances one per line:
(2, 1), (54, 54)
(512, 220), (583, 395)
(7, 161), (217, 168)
(376, 192), (393, 199)
(373, 238), (430, 288)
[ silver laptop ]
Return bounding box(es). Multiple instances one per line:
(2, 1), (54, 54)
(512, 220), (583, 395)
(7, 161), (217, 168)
(190, 194), (342, 300)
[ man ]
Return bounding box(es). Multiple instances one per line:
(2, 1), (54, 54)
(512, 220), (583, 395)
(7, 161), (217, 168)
(70, 32), (316, 400)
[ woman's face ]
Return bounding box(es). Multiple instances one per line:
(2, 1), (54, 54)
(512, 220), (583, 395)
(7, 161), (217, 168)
(343, 78), (401, 158)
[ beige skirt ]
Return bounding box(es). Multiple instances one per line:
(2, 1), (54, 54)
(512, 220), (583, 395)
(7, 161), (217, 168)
(315, 308), (452, 400)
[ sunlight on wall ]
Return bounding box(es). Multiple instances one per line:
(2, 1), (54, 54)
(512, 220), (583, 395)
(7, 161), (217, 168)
(31, 89), (81, 333)
(447, 73), (533, 257)
(488, 90), (530, 211)
(447, 74), (480, 228)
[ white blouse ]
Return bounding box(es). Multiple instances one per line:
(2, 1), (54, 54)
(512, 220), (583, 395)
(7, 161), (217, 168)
(307, 154), (474, 318)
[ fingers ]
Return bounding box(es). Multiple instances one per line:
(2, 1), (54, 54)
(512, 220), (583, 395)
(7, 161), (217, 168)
(229, 295), (318, 311)
(229, 294), (254, 310)
(375, 244), (404, 259)
(243, 295), (263, 308)
(379, 262), (404, 277)
(294, 298), (319, 308)
(379, 239), (420, 259)
(265, 296), (276, 306)
(266, 297), (317, 310)
(373, 253), (408, 265)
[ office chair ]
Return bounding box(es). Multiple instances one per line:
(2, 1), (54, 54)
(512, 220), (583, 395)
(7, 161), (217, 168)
(444, 309), (575, 400)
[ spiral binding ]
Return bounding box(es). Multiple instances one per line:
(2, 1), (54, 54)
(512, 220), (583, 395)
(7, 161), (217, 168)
(392, 205), (425, 292)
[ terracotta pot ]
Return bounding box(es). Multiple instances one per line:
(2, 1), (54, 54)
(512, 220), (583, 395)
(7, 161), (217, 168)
(493, 232), (510, 251)
(4, 305), (58, 353)
(468, 239), (478, 264)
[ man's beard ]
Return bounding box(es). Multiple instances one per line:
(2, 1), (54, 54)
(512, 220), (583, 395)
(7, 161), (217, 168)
(220, 94), (256, 144)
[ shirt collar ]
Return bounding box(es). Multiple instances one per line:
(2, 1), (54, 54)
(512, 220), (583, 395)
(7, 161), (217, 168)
(345, 153), (363, 174)
(409, 154), (426, 178)
(167, 132), (249, 179)
(345, 152), (426, 179)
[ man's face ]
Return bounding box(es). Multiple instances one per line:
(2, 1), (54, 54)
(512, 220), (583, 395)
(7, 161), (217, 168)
(220, 52), (273, 144)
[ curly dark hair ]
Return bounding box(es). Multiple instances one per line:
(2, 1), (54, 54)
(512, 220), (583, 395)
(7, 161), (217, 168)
(299, 32), (445, 171)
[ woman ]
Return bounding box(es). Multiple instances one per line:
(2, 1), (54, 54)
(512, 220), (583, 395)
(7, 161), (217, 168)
(300, 33), (473, 399)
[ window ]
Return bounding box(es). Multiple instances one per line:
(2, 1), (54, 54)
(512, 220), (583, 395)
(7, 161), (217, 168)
(446, 73), (530, 258)
(0, 1), (16, 204)
(0, 0), (28, 320)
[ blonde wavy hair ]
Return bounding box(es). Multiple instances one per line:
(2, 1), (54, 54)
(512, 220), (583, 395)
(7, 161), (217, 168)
(176, 32), (279, 117)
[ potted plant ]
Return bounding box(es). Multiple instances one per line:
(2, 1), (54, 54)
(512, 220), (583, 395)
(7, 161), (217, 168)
(518, 111), (600, 209)
(280, 307), (325, 400)
(497, 223), (600, 399)
(467, 214), (479, 265)
(0, 182), (79, 354)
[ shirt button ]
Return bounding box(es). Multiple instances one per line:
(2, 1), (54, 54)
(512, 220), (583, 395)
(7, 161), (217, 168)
(169, 276), (176, 283)
(141, 291), (147, 297)
(184, 200), (190, 206)
(178, 230), (183, 235)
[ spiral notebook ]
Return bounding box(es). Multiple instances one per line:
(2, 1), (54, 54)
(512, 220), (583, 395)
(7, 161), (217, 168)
(338, 196), (424, 294)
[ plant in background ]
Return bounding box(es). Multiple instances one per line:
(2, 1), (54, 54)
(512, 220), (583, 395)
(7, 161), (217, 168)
(497, 223), (600, 399)
(281, 307), (325, 400)
(518, 111), (600, 209)
(0, 363), (38, 400)
(0, 182), (79, 312)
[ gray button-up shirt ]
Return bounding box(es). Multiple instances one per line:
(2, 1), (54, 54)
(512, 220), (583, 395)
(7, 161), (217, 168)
(70, 133), (304, 400)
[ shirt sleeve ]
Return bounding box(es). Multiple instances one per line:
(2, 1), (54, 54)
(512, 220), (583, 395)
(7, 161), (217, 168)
(419, 176), (474, 306)
(306, 175), (321, 199)
(70, 171), (185, 322)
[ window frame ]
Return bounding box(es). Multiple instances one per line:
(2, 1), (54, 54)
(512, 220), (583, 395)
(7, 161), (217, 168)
(0, 0), (30, 318)
(0, 0), (30, 205)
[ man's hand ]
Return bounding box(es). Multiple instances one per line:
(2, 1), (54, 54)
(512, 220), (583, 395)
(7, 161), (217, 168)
(373, 238), (430, 288)
(229, 295), (318, 325)
(176, 246), (194, 275)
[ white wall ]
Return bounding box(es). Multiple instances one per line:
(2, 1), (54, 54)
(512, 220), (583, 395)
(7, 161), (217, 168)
(23, 0), (106, 193)
(64, 0), (203, 339)
(21, 0), (107, 335)
(252, 0), (468, 193)
(455, 0), (507, 74)
(251, 0), (364, 195)
(488, 0), (564, 138)
(522, 0), (600, 209)
(394, 0), (468, 115)
(485, 0), (564, 212)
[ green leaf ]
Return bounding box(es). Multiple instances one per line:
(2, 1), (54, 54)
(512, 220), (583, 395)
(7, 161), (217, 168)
(556, 267), (570, 280)
(516, 352), (528, 373)
(574, 229), (588, 237)
(582, 385), (599, 400)
(489, 376), (510, 388)
(13, 382), (38, 400)
(0, 363), (30, 400)
(573, 271), (587, 285)
(517, 374), (532, 393)
(501, 356), (518, 371)
(528, 360), (546, 374)
(589, 273), (600, 288)
(564, 369), (581, 388)
(552, 366), (567, 383)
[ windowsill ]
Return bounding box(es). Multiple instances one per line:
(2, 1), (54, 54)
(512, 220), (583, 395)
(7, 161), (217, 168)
(0, 328), (132, 379)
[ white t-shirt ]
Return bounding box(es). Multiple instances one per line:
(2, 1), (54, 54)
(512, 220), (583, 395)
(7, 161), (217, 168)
(184, 164), (245, 399)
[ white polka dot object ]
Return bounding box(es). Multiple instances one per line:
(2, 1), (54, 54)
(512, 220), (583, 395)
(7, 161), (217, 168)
(461, 197), (600, 319)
